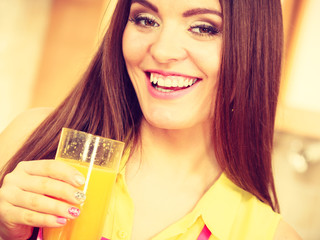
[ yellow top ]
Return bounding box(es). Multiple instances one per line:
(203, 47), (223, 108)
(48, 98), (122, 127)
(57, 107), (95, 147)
(102, 148), (281, 240)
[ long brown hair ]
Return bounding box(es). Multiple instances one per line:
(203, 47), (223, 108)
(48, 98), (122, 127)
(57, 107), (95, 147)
(0, 0), (283, 212)
(215, 0), (283, 211)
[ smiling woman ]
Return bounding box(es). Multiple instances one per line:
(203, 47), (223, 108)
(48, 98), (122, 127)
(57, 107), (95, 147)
(0, 0), (301, 240)
(123, 0), (222, 128)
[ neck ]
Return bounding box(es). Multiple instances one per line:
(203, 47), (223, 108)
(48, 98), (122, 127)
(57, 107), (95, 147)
(131, 119), (221, 177)
(126, 120), (222, 240)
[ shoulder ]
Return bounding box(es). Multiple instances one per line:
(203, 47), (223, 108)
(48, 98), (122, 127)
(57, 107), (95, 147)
(273, 219), (302, 240)
(237, 191), (281, 235)
(236, 193), (300, 240)
(0, 107), (53, 137)
(211, 175), (302, 240)
(0, 108), (53, 168)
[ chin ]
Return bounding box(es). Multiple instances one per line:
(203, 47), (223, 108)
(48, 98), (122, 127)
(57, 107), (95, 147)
(141, 106), (213, 130)
(143, 115), (201, 131)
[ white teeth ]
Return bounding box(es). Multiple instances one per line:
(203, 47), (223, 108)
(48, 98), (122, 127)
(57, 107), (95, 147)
(150, 73), (159, 84)
(164, 79), (172, 87)
(178, 78), (184, 87)
(158, 78), (164, 86)
(150, 73), (198, 88)
(172, 78), (178, 87)
(154, 86), (174, 93)
(184, 79), (189, 87)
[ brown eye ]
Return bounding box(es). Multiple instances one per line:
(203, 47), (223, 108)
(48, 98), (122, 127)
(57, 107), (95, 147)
(129, 14), (159, 28)
(198, 27), (213, 34)
(189, 24), (220, 37)
(143, 18), (157, 27)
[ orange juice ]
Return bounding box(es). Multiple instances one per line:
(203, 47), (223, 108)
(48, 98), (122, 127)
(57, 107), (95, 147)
(43, 158), (117, 240)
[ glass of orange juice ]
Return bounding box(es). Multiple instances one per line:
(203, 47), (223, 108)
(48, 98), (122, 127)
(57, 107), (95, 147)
(42, 128), (124, 240)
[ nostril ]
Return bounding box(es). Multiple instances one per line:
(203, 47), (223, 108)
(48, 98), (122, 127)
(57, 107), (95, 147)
(149, 37), (188, 64)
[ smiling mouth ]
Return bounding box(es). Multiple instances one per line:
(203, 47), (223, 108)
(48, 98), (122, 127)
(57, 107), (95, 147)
(149, 72), (199, 93)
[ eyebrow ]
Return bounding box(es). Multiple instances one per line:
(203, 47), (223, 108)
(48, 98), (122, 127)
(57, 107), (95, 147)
(183, 8), (222, 18)
(131, 0), (158, 13)
(131, 0), (222, 18)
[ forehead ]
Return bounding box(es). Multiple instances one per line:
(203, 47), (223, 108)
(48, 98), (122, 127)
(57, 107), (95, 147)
(129, 0), (222, 13)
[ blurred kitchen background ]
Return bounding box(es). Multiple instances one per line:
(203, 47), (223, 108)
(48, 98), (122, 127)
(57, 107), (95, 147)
(0, 0), (319, 239)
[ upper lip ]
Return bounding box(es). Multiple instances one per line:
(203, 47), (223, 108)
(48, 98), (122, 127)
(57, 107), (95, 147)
(145, 69), (201, 80)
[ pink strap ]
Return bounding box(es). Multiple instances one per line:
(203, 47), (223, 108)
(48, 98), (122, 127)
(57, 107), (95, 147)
(197, 225), (212, 240)
(38, 226), (210, 240)
(37, 228), (42, 240)
(102, 227), (211, 240)
(37, 228), (110, 240)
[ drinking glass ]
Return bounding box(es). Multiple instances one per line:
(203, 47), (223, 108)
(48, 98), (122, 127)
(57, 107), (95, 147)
(42, 128), (124, 240)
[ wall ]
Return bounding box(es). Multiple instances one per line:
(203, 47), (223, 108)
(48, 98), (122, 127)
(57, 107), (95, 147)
(30, 0), (109, 108)
(274, 1), (320, 239)
(0, 0), (109, 133)
(276, 0), (320, 139)
(0, 0), (51, 132)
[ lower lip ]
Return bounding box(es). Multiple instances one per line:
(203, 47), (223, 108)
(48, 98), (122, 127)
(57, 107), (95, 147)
(146, 75), (200, 100)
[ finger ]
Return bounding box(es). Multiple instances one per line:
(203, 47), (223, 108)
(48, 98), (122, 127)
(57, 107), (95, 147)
(16, 160), (85, 187)
(3, 188), (80, 220)
(19, 175), (86, 205)
(4, 167), (86, 205)
(2, 202), (68, 228)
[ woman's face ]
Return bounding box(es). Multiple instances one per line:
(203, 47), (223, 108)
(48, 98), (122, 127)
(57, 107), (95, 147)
(122, 0), (223, 130)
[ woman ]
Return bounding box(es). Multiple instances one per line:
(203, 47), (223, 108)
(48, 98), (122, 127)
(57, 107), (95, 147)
(0, 0), (301, 239)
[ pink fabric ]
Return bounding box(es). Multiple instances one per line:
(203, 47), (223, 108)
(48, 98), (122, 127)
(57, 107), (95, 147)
(37, 228), (43, 240)
(37, 226), (209, 240)
(37, 228), (110, 240)
(197, 225), (212, 240)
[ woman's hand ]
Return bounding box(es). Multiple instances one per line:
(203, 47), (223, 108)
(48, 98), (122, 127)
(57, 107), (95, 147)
(0, 160), (86, 240)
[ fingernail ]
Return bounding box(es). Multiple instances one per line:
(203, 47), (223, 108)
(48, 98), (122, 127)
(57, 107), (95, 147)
(68, 207), (80, 217)
(74, 174), (85, 186)
(74, 191), (86, 202)
(56, 217), (67, 225)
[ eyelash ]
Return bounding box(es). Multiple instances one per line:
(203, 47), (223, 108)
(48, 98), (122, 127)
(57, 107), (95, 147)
(128, 14), (220, 38)
(189, 24), (220, 37)
(128, 15), (159, 28)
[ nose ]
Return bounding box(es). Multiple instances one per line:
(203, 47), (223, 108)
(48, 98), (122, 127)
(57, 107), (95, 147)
(149, 26), (188, 64)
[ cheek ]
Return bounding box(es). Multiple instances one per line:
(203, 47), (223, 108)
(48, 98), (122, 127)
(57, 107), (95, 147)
(122, 27), (136, 66)
(190, 41), (222, 117)
(194, 41), (222, 78)
(122, 26), (149, 67)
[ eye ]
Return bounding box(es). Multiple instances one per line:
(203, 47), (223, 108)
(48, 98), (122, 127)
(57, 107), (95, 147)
(129, 14), (160, 28)
(189, 23), (220, 37)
